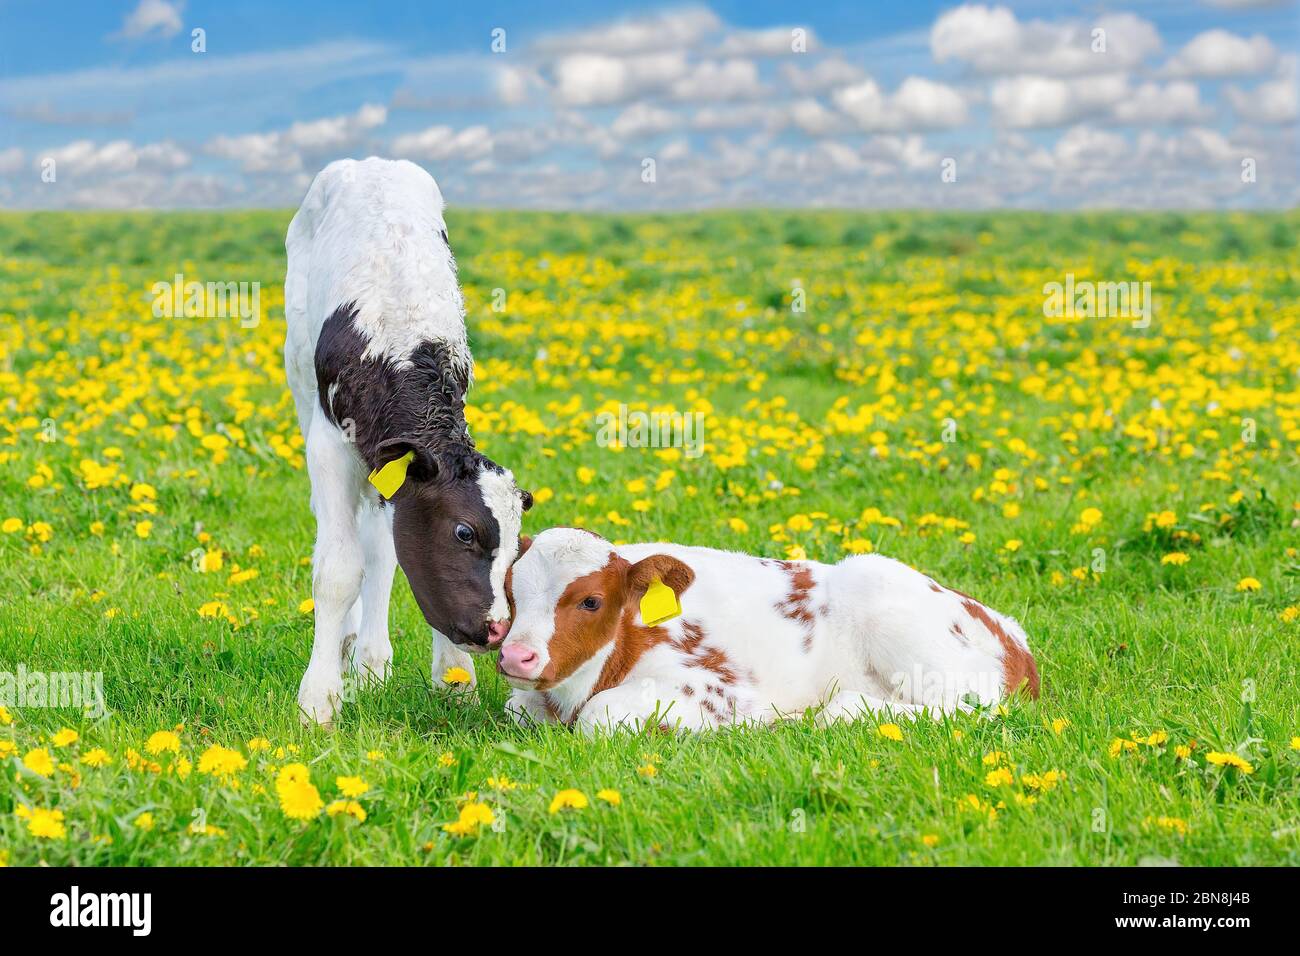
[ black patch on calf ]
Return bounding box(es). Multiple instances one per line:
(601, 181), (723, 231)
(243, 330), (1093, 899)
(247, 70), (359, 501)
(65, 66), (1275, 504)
(315, 304), (477, 474)
(313, 304), (529, 648)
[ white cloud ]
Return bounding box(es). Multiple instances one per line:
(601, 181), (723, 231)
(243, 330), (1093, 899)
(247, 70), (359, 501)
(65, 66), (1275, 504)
(497, 65), (545, 106)
(1225, 56), (1298, 124)
(781, 58), (865, 94)
(1163, 30), (1276, 78)
(610, 103), (679, 138)
(534, 7), (721, 56)
(1111, 81), (1210, 125)
(552, 51), (688, 106)
(718, 25), (817, 57)
(118, 0), (183, 40)
(931, 5), (1160, 76)
(206, 103), (386, 172)
(1052, 124), (1129, 178)
(690, 103), (787, 132)
(669, 59), (764, 101)
(991, 74), (1127, 128)
(41, 139), (190, 176)
(391, 124), (493, 163)
(833, 76), (968, 132)
(861, 135), (939, 172)
(789, 98), (846, 136)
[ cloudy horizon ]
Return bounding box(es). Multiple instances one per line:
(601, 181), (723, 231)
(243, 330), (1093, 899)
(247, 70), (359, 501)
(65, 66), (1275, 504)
(1, 0), (1296, 211)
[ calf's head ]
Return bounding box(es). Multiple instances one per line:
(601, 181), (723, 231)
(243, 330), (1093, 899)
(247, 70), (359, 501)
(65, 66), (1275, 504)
(498, 528), (693, 689)
(380, 439), (532, 652)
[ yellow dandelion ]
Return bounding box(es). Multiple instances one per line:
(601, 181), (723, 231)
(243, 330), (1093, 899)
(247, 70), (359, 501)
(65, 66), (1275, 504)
(145, 730), (181, 755)
(1205, 751), (1254, 774)
(548, 789), (589, 814)
(80, 748), (111, 767)
(198, 744), (248, 777)
(877, 723), (904, 742)
(326, 800), (368, 822)
(336, 775), (368, 797)
(22, 748), (55, 777)
(27, 808), (66, 839)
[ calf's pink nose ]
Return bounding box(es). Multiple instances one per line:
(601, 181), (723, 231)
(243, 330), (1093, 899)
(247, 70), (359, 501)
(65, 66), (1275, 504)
(486, 619), (510, 646)
(499, 643), (539, 678)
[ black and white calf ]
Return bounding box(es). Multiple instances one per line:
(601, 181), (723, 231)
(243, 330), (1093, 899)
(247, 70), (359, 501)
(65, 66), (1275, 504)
(285, 157), (531, 727)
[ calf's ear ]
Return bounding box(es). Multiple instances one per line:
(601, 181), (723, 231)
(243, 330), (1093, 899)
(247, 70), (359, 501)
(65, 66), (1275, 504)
(627, 554), (694, 598)
(373, 437), (439, 484)
(519, 488), (534, 512)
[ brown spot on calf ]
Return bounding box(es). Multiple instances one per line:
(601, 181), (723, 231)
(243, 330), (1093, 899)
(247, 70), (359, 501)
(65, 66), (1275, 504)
(775, 562), (817, 652)
(959, 599), (1039, 698)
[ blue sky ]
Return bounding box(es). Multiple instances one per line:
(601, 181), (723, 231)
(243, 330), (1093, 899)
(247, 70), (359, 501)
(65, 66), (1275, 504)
(1, 1), (1296, 209)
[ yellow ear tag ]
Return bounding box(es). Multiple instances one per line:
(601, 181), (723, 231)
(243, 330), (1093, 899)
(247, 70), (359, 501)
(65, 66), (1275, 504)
(640, 576), (681, 627)
(368, 450), (415, 499)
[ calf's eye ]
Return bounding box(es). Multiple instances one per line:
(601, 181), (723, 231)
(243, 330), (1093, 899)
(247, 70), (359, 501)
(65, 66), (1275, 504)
(454, 523), (475, 545)
(579, 596), (602, 611)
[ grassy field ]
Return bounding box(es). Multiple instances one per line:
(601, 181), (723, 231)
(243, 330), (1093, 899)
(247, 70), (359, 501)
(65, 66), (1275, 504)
(0, 208), (1297, 866)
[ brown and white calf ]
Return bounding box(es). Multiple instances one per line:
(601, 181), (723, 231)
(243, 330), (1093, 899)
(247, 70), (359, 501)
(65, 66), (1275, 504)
(499, 528), (1039, 732)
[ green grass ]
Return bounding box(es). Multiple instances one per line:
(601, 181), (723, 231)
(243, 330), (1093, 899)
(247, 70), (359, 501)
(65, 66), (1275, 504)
(0, 208), (1297, 866)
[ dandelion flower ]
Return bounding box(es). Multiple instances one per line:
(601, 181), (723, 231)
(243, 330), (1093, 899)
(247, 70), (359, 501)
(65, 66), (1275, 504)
(596, 788), (622, 806)
(441, 667), (472, 685)
(984, 767), (1014, 787)
(298, 598), (315, 614)
(1235, 577), (1261, 593)
(145, 731), (181, 755)
(80, 748), (111, 767)
(336, 776), (368, 798)
(198, 744), (248, 777)
(1205, 751), (1254, 774)
(22, 748), (55, 777)
(877, 723), (903, 742)
(27, 808), (66, 839)
(276, 764), (324, 820)
(1161, 552), (1190, 566)
(548, 789), (589, 814)
(441, 799), (493, 836)
(133, 812), (155, 832)
(326, 800), (367, 822)
(50, 728), (79, 747)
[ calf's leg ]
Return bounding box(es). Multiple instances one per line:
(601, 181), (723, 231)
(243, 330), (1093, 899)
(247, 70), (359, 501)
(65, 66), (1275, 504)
(432, 630), (477, 696)
(349, 500), (395, 682)
(298, 414), (367, 727)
